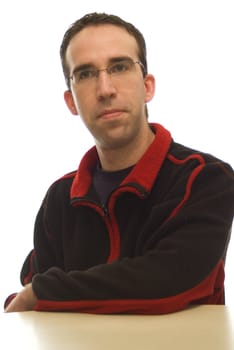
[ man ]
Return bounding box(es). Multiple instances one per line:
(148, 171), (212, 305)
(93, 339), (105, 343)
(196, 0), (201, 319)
(5, 12), (234, 314)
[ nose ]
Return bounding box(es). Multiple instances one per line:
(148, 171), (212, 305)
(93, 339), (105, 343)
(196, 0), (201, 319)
(96, 70), (117, 100)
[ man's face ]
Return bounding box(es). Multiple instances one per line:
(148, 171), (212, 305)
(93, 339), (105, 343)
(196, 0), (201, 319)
(64, 24), (155, 150)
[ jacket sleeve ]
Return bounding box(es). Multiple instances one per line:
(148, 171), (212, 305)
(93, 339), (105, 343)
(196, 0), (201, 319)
(20, 207), (60, 285)
(13, 161), (234, 314)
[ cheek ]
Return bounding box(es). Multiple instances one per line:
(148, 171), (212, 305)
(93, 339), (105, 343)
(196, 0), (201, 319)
(134, 82), (148, 104)
(70, 90), (86, 115)
(73, 91), (96, 122)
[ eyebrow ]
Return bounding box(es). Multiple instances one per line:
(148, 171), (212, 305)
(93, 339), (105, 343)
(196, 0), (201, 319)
(72, 56), (134, 75)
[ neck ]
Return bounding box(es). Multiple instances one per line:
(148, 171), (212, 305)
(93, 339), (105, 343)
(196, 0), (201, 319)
(96, 124), (155, 171)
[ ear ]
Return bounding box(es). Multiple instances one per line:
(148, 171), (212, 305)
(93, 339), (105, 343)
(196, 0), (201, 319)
(64, 90), (79, 115)
(144, 74), (156, 103)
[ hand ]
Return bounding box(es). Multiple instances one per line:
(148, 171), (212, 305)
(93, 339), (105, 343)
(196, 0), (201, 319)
(4, 283), (38, 313)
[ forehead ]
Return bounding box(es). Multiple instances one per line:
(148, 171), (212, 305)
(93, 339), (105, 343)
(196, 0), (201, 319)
(66, 24), (139, 69)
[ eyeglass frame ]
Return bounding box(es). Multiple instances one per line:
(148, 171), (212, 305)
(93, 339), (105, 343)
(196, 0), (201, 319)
(68, 57), (146, 86)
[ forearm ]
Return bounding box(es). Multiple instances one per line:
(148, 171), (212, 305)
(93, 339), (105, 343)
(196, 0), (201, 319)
(31, 249), (226, 314)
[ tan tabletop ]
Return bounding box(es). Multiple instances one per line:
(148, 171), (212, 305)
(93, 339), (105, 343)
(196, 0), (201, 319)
(1, 305), (234, 350)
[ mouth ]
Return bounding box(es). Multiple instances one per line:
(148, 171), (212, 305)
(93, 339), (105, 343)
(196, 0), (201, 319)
(98, 109), (125, 120)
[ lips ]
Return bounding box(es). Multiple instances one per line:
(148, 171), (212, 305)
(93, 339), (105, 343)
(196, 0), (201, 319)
(98, 109), (125, 120)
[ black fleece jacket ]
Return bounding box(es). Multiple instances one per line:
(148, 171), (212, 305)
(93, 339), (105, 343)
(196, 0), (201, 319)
(6, 123), (234, 314)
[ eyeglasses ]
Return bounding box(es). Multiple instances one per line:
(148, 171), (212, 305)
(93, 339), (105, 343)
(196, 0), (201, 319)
(69, 58), (145, 86)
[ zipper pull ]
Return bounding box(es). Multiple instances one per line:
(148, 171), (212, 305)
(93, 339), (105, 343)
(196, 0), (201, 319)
(102, 205), (109, 217)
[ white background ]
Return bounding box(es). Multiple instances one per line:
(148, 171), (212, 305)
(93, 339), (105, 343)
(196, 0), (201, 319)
(0, 0), (233, 309)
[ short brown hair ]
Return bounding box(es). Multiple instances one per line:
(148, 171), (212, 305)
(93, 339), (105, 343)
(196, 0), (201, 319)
(60, 12), (148, 88)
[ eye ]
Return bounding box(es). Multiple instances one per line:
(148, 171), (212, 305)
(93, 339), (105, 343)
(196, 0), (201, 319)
(75, 69), (96, 81)
(109, 60), (132, 74)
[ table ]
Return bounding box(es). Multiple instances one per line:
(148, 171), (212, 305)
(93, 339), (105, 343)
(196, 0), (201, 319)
(1, 305), (234, 349)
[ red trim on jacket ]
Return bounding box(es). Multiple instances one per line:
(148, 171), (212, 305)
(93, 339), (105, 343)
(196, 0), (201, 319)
(70, 124), (172, 199)
(167, 154), (205, 220)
